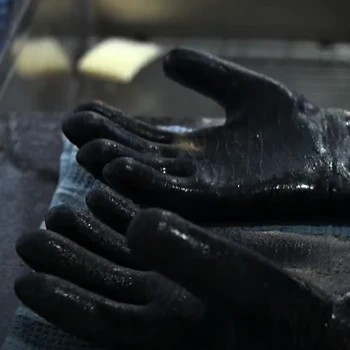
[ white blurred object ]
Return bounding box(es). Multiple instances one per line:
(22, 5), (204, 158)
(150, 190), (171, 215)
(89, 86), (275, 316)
(14, 37), (72, 78)
(77, 38), (164, 83)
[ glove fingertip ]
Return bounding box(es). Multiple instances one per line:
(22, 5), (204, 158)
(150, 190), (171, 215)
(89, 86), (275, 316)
(127, 208), (167, 257)
(45, 204), (73, 228)
(163, 47), (200, 78)
(127, 208), (187, 267)
(16, 230), (45, 258)
(101, 160), (116, 183)
(102, 158), (132, 183)
(76, 144), (92, 168)
(61, 113), (77, 136)
(15, 272), (49, 305)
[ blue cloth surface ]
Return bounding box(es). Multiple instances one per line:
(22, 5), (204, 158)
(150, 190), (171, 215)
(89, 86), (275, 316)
(2, 131), (350, 350)
(2, 136), (104, 350)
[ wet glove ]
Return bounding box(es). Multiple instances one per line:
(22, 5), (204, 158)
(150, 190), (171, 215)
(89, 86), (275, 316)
(14, 184), (231, 350)
(62, 48), (350, 223)
(127, 208), (350, 350)
(15, 184), (350, 349)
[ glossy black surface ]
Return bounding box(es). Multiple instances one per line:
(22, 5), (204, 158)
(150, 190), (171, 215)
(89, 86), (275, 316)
(128, 208), (350, 350)
(15, 184), (226, 350)
(62, 48), (350, 223)
(15, 184), (350, 349)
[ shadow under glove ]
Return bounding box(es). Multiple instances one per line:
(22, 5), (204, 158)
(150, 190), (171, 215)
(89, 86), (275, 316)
(127, 209), (350, 350)
(62, 48), (350, 224)
(15, 184), (350, 349)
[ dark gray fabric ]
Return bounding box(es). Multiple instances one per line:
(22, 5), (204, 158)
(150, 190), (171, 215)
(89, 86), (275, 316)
(1, 135), (101, 350)
(0, 113), (62, 346)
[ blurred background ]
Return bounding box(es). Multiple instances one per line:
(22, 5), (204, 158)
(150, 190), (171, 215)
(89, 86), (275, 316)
(0, 1), (350, 346)
(1, 0), (350, 117)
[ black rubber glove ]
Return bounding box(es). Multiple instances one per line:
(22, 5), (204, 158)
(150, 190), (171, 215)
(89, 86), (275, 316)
(14, 184), (230, 350)
(15, 184), (350, 349)
(127, 209), (350, 350)
(62, 48), (350, 223)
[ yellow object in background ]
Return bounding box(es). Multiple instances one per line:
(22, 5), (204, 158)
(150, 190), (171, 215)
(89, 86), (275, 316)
(14, 38), (71, 78)
(77, 38), (164, 83)
(15, 37), (71, 78)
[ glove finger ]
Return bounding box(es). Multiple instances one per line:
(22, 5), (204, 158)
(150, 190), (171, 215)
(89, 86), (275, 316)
(14, 273), (156, 349)
(102, 157), (197, 210)
(17, 230), (150, 304)
(77, 139), (195, 178)
(76, 139), (121, 178)
(74, 100), (175, 143)
(86, 182), (139, 234)
(163, 48), (242, 109)
(45, 204), (140, 269)
(63, 112), (178, 157)
(127, 209), (332, 325)
(163, 48), (292, 115)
